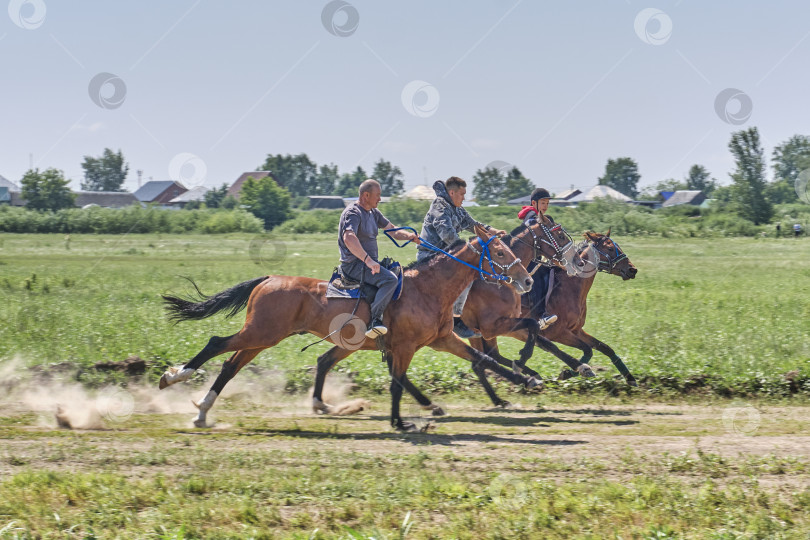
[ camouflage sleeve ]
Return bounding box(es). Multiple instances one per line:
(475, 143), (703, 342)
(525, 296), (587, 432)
(433, 207), (460, 247)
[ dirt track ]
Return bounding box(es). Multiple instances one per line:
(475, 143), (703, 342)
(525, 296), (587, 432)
(2, 396), (809, 481)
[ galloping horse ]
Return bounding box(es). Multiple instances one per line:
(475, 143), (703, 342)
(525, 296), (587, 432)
(309, 214), (587, 412)
(464, 230), (638, 406)
(159, 225), (537, 431)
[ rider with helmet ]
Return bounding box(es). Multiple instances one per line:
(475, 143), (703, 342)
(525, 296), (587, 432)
(517, 188), (558, 329)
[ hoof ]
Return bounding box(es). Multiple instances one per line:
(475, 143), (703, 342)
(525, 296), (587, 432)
(430, 406), (446, 417)
(627, 378), (639, 387)
(497, 400), (512, 409)
(312, 398), (332, 415)
(558, 369), (577, 381)
(159, 366), (190, 389)
(396, 421), (419, 433)
(527, 377), (544, 390)
(577, 365), (596, 378)
(192, 417), (210, 428)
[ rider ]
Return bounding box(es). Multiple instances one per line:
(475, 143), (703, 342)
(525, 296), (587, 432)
(517, 187), (558, 329)
(338, 179), (420, 338)
(417, 177), (507, 339)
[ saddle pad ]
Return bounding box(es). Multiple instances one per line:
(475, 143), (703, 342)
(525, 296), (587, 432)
(325, 262), (404, 301)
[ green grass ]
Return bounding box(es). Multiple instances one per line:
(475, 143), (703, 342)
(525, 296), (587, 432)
(1, 403), (810, 539)
(0, 233), (809, 397)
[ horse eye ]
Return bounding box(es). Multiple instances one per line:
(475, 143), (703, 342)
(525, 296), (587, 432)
(497, 251), (504, 257)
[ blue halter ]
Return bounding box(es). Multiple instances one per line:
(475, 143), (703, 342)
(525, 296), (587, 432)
(384, 226), (514, 283)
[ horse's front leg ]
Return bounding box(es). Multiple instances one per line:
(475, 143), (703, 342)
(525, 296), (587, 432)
(578, 330), (637, 386)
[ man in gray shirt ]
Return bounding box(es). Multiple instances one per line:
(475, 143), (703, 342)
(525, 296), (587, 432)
(339, 179), (420, 338)
(417, 177), (506, 338)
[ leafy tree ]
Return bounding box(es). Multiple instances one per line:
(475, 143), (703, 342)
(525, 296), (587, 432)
(685, 165), (718, 195)
(372, 159), (404, 196)
(501, 167), (535, 203)
(260, 153), (324, 196)
(598, 157), (640, 198)
(772, 134), (810, 188)
(80, 148), (129, 191)
(220, 194), (239, 210)
(203, 183), (230, 208)
(313, 164), (339, 195)
(728, 127), (772, 224)
(472, 167), (506, 205)
(20, 168), (76, 211)
(764, 179), (798, 204)
(239, 175), (293, 229)
(336, 166), (367, 197)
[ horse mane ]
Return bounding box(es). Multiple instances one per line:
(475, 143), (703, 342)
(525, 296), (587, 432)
(403, 239), (468, 273)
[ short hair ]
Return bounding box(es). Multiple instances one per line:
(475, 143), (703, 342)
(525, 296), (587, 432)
(359, 179), (381, 196)
(446, 176), (467, 190)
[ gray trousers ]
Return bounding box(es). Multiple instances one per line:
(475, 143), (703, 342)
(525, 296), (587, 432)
(341, 259), (398, 322)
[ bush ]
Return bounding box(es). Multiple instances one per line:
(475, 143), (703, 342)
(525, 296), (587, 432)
(0, 205), (263, 234)
(275, 209), (342, 234)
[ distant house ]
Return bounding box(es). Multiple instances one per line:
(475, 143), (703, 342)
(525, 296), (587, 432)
(566, 185), (632, 205)
(133, 180), (187, 204)
(74, 191), (138, 208)
(401, 185), (435, 200)
(168, 186), (210, 208)
(0, 176), (21, 205)
(227, 171), (275, 200)
(554, 188), (582, 201)
(307, 195), (345, 209)
(662, 190), (706, 208)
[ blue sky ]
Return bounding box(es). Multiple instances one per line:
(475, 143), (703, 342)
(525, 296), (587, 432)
(2, 1), (809, 195)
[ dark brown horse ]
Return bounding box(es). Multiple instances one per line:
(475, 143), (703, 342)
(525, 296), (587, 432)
(159, 225), (537, 431)
(310, 215), (588, 412)
(464, 230), (638, 406)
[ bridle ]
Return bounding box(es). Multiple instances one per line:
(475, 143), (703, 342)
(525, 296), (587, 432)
(467, 235), (521, 284)
(512, 219), (575, 269)
(584, 237), (628, 274)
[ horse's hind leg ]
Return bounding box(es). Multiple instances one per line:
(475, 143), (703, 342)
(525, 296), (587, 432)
(312, 346), (355, 414)
(159, 334), (236, 389)
(192, 348), (263, 427)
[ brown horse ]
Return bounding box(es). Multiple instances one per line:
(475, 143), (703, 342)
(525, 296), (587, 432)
(464, 230), (638, 406)
(158, 225), (537, 431)
(310, 215), (587, 412)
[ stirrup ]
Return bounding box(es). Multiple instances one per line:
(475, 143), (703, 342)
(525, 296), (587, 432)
(365, 320), (388, 339)
(539, 313), (558, 330)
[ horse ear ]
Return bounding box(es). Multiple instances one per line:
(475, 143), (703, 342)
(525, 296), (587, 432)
(474, 223), (491, 240)
(584, 230), (598, 241)
(606, 227), (612, 238)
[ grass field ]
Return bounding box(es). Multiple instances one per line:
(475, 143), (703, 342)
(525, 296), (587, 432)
(1, 232), (808, 396)
(1, 232), (810, 538)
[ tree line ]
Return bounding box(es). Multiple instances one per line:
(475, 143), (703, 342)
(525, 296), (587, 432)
(12, 128), (810, 229)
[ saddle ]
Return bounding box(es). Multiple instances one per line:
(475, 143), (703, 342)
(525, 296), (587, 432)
(326, 257), (404, 301)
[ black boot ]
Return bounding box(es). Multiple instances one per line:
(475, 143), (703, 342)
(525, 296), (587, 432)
(453, 316), (481, 339)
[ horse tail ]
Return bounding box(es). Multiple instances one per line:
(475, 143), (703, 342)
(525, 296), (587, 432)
(162, 276), (269, 323)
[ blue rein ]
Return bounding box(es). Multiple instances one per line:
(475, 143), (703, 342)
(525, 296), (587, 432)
(384, 226), (512, 283)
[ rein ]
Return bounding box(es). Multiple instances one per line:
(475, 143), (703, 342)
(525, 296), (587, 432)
(384, 227), (516, 284)
(586, 238), (627, 273)
(511, 220), (575, 268)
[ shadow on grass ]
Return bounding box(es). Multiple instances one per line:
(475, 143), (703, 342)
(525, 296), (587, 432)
(176, 425), (589, 447)
(436, 415), (638, 427)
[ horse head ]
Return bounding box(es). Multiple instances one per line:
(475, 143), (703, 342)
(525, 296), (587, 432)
(516, 216), (583, 276)
(583, 229), (637, 280)
(472, 224), (534, 295)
